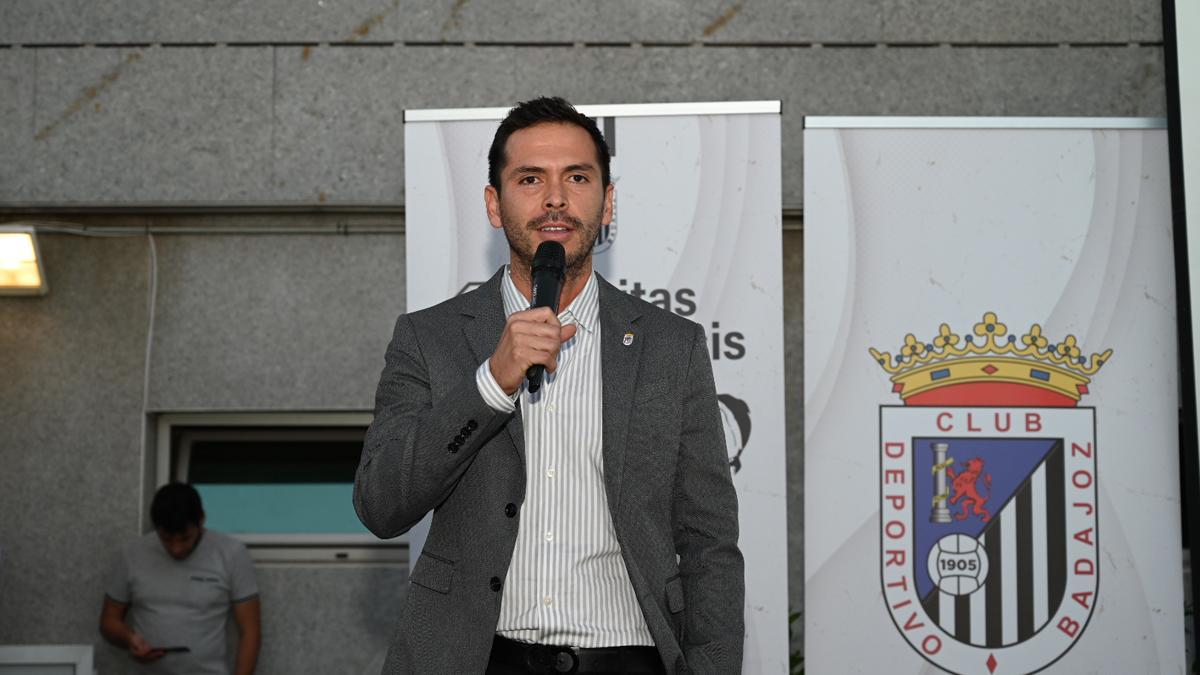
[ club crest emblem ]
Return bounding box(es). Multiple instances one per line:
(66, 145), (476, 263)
(717, 393), (752, 474)
(594, 218), (617, 254)
(874, 313), (1110, 674)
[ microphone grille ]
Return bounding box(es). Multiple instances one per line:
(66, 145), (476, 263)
(531, 241), (566, 272)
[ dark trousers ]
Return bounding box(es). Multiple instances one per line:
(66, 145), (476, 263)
(485, 635), (666, 675)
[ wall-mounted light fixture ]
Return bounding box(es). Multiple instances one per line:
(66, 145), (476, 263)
(0, 225), (48, 296)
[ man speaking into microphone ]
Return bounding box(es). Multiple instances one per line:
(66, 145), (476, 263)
(354, 97), (743, 674)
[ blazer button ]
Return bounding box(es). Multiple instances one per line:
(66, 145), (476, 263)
(504, 503), (517, 518)
(460, 426), (471, 436)
(490, 577), (502, 592)
(453, 434), (465, 445)
(447, 442), (458, 453)
(467, 419), (478, 431)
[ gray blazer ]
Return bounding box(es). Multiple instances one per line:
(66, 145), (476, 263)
(354, 269), (744, 674)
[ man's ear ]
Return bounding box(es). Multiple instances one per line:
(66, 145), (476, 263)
(602, 182), (615, 225)
(485, 185), (503, 230)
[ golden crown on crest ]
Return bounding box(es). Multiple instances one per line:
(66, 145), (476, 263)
(870, 312), (1112, 403)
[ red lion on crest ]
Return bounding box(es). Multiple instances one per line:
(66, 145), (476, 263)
(946, 457), (992, 522)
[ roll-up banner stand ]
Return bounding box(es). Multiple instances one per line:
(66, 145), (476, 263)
(1163, 0), (1200, 665)
(804, 117), (1186, 674)
(403, 101), (787, 672)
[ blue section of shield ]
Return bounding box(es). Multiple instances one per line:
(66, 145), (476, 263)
(913, 436), (1058, 598)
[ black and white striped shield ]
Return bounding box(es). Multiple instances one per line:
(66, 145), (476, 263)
(880, 406), (1098, 675)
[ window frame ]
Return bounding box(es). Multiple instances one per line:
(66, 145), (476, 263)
(155, 412), (405, 563)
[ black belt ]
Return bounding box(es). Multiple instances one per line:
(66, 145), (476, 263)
(489, 634), (664, 674)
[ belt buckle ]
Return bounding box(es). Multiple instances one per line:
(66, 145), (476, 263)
(525, 643), (578, 674)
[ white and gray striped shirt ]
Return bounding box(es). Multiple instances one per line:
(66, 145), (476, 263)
(474, 267), (654, 647)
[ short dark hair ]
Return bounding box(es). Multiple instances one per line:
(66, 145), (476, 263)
(150, 483), (204, 534)
(487, 96), (611, 192)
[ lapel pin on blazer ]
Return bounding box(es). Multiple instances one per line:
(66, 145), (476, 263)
(622, 332), (634, 346)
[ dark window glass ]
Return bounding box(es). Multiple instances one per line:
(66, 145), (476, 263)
(173, 427), (368, 535)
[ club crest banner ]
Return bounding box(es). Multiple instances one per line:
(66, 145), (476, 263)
(404, 101), (787, 673)
(804, 119), (1185, 674)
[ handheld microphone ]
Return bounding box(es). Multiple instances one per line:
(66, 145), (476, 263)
(526, 241), (566, 393)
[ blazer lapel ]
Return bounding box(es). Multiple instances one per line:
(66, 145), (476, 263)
(461, 268), (526, 465)
(598, 275), (644, 515)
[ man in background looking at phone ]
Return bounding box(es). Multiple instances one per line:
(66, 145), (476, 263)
(100, 483), (261, 675)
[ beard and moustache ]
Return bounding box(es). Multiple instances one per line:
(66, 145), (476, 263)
(500, 205), (604, 282)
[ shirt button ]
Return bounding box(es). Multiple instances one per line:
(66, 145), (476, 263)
(543, 595), (553, 606)
(504, 503), (517, 518)
(544, 532), (554, 542)
(547, 403), (556, 413)
(490, 577), (502, 592)
(545, 468), (556, 478)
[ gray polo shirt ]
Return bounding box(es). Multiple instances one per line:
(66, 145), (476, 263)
(106, 529), (258, 675)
